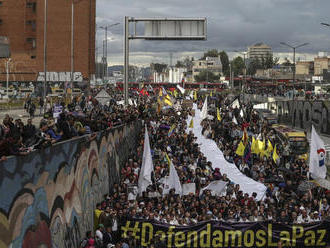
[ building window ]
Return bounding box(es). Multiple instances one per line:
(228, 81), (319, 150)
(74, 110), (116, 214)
(26, 38), (36, 48)
(0, 2), (3, 6)
(31, 55), (36, 59)
(0, 19), (2, 24)
(26, 20), (36, 31)
(26, 2), (36, 12)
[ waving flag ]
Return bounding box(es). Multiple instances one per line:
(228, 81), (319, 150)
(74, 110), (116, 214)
(243, 142), (251, 163)
(177, 85), (185, 94)
(273, 145), (280, 164)
(189, 118), (194, 128)
(235, 141), (246, 156)
(138, 126), (154, 195)
(309, 125), (327, 179)
(163, 158), (182, 195)
(200, 180), (227, 196)
(164, 94), (173, 106)
(232, 116), (238, 125)
(217, 108), (221, 121)
(201, 97), (208, 120)
(168, 124), (176, 137)
(251, 137), (259, 154)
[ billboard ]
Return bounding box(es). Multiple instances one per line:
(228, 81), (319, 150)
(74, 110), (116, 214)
(142, 18), (207, 40)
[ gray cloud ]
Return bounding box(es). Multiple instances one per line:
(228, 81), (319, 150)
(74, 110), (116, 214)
(96, 0), (330, 65)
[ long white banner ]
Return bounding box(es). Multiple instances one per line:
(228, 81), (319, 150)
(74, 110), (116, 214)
(186, 104), (266, 201)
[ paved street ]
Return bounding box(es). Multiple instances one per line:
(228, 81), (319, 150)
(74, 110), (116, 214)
(0, 108), (43, 125)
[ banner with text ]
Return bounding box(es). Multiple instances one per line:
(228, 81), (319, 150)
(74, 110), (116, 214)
(121, 219), (330, 247)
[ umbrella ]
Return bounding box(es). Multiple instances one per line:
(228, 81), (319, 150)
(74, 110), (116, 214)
(297, 181), (316, 192)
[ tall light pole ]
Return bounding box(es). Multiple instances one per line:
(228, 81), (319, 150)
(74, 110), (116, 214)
(280, 42), (308, 128)
(280, 42), (309, 100)
(6, 58), (11, 101)
(71, 1), (74, 95)
(99, 22), (120, 82)
(43, 0), (47, 112)
(124, 16), (129, 105)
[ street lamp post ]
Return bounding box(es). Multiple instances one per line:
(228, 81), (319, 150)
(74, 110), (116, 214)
(43, 0), (47, 112)
(99, 22), (120, 82)
(280, 42), (309, 128)
(280, 42), (309, 101)
(71, 1), (74, 96)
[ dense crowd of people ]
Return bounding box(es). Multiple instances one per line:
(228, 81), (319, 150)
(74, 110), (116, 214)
(2, 87), (329, 247)
(79, 90), (330, 248)
(0, 89), (139, 159)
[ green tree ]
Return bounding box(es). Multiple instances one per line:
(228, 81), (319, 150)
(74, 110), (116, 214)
(232, 56), (245, 76)
(264, 54), (273, 69)
(152, 63), (167, 73)
(219, 51), (230, 76)
(201, 49), (218, 59)
(175, 60), (184, 68)
(194, 70), (219, 82)
(247, 57), (261, 75)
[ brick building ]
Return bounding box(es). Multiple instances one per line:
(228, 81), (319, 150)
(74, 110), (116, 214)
(0, 0), (95, 83)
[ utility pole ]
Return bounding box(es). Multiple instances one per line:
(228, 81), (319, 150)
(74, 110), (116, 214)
(43, 0), (47, 112)
(124, 16), (129, 105)
(280, 42), (309, 101)
(99, 22), (120, 83)
(70, 1), (75, 101)
(280, 42), (309, 127)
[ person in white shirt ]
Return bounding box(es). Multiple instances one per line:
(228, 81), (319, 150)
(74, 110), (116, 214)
(310, 211), (321, 222)
(239, 214), (250, 222)
(95, 224), (104, 243)
(297, 209), (311, 223)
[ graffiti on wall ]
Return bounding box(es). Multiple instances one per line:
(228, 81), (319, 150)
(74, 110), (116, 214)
(0, 121), (141, 248)
(276, 100), (330, 135)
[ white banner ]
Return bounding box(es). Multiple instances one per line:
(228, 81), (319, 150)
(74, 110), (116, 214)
(187, 104), (267, 201)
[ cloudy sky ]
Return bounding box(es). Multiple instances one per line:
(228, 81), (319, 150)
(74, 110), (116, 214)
(96, 0), (330, 66)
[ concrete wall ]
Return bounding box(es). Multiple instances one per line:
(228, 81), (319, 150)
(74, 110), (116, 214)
(275, 100), (330, 135)
(0, 121), (141, 248)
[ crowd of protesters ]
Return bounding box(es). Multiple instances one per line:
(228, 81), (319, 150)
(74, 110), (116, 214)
(82, 90), (330, 248)
(2, 87), (329, 247)
(0, 89), (140, 159)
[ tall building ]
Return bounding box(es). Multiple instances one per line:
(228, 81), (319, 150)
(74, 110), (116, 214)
(314, 52), (330, 76)
(0, 0), (95, 83)
(247, 43), (272, 60)
(296, 61), (314, 76)
(192, 56), (222, 82)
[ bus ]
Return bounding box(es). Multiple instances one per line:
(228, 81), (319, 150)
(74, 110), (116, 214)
(272, 124), (309, 156)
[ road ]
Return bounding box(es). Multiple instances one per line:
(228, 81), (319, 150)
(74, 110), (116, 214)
(0, 108), (43, 126)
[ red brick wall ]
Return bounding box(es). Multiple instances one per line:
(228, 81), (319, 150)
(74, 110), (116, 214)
(0, 0), (95, 82)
